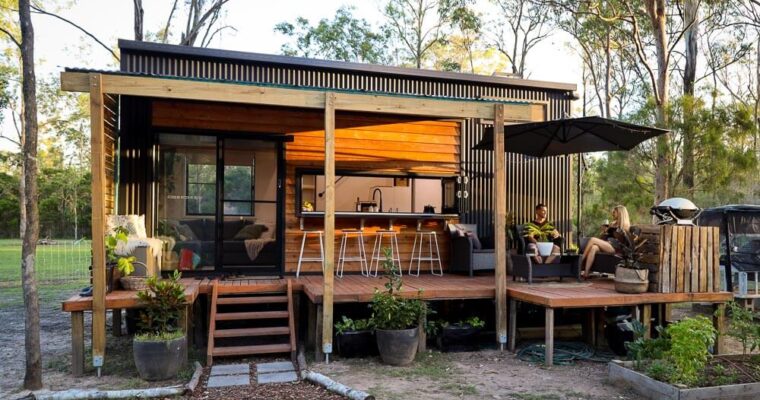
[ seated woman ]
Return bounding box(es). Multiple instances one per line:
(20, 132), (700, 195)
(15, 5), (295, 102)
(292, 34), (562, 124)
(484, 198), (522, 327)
(581, 205), (630, 278)
(525, 203), (563, 264)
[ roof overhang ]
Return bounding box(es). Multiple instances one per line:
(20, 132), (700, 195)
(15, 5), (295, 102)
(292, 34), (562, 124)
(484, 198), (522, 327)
(61, 70), (548, 121)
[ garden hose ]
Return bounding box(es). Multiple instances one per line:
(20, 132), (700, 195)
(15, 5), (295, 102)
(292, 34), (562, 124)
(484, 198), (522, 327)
(516, 341), (615, 365)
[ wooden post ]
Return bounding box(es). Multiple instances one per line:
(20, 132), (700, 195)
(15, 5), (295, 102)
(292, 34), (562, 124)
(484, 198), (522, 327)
(641, 304), (652, 340)
(545, 307), (554, 366)
(71, 311), (84, 377)
(315, 304), (324, 361)
(713, 303), (726, 355)
(508, 298), (517, 352)
(322, 92), (336, 362)
(111, 309), (122, 337)
(493, 104), (507, 350)
(89, 73), (107, 372)
(418, 312), (427, 352)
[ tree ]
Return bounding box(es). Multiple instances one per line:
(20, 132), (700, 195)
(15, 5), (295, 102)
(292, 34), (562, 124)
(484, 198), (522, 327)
(449, 0), (481, 72)
(490, 0), (551, 77)
(274, 6), (391, 64)
(382, 0), (455, 68)
(133, 0), (144, 41)
(153, 0), (234, 47)
(18, 0), (41, 390)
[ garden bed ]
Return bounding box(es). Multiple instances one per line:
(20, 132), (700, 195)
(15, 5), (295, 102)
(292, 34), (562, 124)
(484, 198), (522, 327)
(609, 356), (760, 400)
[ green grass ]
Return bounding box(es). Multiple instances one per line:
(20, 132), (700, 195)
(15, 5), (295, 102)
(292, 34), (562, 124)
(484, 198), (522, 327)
(0, 280), (87, 309)
(0, 238), (91, 285)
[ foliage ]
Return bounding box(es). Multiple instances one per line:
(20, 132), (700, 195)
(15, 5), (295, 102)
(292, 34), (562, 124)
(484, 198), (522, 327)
(645, 359), (676, 383)
(457, 316), (485, 328)
(523, 221), (555, 242)
(334, 315), (375, 335)
(134, 330), (185, 342)
(625, 320), (670, 369)
(724, 301), (760, 355)
(370, 248), (427, 330)
(274, 6), (390, 64)
(136, 271), (185, 335)
(105, 226), (137, 276)
(382, 0), (455, 68)
(616, 227), (648, 269)
(664, 316), (717, 386)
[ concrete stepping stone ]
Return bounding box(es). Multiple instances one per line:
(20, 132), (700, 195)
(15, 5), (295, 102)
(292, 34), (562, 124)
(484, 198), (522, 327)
(210, 363), (250, 376)
(257, 361), (296, 374)
(257, 370), (299, 384)
(207, 374), (250, 388)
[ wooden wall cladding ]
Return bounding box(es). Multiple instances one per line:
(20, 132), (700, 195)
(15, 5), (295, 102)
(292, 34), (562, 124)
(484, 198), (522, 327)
(658, 225), (720, 293)
(152, 100), (461, 273)
(103, 94), (118, 215)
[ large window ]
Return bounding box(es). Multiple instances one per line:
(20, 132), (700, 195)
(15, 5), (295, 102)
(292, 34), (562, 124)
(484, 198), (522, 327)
(186, 163), (216, 215)
(224, 164), (254, 216)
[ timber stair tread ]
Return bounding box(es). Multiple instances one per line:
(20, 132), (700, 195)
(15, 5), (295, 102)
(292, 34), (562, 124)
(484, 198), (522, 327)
(212, 343), (292, 356)
(207, 280), (297, 366)
(214, 326), (290, 338)
(216, 295), (288, 305)
(215, 311), (289, 321)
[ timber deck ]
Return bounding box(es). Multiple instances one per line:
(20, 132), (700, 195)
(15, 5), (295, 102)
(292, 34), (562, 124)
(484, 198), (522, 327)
(62, 275), (732, 312)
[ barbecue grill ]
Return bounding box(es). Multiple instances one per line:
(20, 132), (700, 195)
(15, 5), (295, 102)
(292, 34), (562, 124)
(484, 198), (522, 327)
(650, 197), (702, 225)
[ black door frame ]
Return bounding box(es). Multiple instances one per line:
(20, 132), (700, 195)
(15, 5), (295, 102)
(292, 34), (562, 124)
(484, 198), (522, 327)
(153, 128), (291, 277)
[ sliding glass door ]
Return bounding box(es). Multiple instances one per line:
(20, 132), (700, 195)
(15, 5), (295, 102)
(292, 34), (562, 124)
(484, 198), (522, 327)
(156, 133), (282, 274)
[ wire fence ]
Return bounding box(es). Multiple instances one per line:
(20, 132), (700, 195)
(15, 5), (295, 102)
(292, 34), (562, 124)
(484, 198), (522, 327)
(0, 239), (91, 287)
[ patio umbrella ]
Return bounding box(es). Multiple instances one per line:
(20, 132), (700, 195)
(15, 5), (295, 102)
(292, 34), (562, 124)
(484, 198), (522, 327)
(473, 116), (669, 157)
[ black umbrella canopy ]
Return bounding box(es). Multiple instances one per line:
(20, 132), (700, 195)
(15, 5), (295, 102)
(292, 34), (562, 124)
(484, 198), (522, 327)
(474, 116), (669, 157)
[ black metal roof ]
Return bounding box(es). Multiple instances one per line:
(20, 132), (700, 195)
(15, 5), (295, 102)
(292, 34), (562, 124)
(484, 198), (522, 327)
(118, 39), (578, 92)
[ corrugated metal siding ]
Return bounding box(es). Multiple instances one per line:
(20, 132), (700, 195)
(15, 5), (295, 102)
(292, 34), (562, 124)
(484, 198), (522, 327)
(120, 51), (574, 243)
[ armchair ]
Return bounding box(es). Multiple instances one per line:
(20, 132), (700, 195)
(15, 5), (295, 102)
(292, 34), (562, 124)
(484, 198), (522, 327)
(447, 224), (495, 276)
(510, 225), (580, 283)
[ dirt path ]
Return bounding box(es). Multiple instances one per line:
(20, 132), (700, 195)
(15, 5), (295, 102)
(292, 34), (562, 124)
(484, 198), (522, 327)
(313, 350), (643, 400)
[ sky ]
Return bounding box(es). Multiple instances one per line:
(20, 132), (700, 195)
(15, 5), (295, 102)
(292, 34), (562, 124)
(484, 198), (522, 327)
(2, 0), (583, 151)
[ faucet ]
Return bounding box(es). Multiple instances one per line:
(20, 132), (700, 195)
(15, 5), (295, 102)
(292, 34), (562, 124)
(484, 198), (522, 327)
(372, 188), (383, 213)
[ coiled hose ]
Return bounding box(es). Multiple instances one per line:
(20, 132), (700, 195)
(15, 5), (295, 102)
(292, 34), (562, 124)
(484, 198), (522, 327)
(516, 341), (616, 365)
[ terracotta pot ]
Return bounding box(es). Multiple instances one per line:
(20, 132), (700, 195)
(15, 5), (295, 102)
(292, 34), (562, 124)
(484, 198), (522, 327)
(133, 335), (186, 381)
(614, 266), (649, 294)
(376, 327), (418, 366)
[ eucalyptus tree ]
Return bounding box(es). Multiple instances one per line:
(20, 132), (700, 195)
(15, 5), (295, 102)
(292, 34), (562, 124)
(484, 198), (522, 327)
(489, 0), (551, 77)
(382, 0), (455, 68)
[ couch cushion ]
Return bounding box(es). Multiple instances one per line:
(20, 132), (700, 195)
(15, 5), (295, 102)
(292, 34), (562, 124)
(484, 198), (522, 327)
(181, 219), (213, 241)
(234, 224), (268, 240)
(223, 219), (248, 240)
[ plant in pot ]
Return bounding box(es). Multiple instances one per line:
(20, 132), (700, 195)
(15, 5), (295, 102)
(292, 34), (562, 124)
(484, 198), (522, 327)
(566, 243), (579, 255)
(334, 316), (377, 358)
(524, 222), (556, 256)
(370, 248), (427, 366)
(133, 270), (187, 381)
(105, 227), (136, 292)
(613, 228), (650, 294)
(437, 316), (485, 352)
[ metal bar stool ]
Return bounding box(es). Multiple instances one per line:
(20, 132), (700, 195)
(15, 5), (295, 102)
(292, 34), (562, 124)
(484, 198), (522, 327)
(408, 230), (443, 276)
(369, 229), (402, 277)
(337, 229), (367, 278)
(296, 230), (324, 278)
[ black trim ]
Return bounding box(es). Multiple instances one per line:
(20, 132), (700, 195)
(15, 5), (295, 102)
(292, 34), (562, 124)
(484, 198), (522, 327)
(117, 39), (577, 92)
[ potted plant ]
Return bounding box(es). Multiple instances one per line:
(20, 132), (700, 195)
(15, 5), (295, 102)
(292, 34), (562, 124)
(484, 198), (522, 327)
(437, 316), (485, 352)
(104, 227), (136, 292)
(566, 243), (579, 255)
(335, 316), (377, 358)
(133, 271), (187, 381)
(524, 222), (556, 256)
(371, 248), (427, 366)
(614, 228), (649, 294)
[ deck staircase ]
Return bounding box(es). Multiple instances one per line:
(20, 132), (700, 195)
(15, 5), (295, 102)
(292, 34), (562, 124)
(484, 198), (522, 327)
(207, 280), (296, 366)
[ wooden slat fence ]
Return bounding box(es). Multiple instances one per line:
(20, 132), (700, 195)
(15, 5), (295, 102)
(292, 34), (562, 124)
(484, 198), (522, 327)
(658, 225), (720, 293)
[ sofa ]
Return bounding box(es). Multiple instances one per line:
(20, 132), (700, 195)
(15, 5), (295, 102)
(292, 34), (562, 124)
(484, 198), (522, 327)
(170, 218), (279, 268)
(447, 223), (495, 276)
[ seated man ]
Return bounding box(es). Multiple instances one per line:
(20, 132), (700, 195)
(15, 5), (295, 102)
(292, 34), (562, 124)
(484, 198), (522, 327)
(524, 203), (563, 264)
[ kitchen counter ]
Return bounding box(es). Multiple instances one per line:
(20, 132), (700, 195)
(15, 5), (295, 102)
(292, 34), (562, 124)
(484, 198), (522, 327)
(298, 211), (459, 230)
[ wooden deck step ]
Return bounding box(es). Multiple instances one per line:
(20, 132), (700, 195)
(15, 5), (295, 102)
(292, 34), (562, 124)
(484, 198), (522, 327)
(212, 343), (292, 357)
(214, 326), (290, 338)
(216, 295), (288, 305)
(215, 311), (289, 321)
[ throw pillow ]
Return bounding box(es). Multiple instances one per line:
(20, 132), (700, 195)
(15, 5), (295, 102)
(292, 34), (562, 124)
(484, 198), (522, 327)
(176, 223), (198, 241)
(466, 231), (482, 250)
(107, 214), (147, 238)
(234, 224), (268, 240)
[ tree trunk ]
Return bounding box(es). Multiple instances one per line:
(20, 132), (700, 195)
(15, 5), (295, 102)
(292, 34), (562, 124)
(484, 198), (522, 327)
(604, 27), (611, 118)
(682, 0), (699, 195)
(648, 0), (671, 204)
(133, 0), (144, 41)
(19, 0), (42, 390)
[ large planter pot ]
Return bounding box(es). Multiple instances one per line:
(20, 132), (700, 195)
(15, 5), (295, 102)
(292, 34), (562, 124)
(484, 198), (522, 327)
(437, 325), (481, 352)
(336, 330), (377, 358)
(133, 335), (187, 381)
(614, 266), (649, 294)
(376, 327), (419, 366)
(536, 242), (554, 257)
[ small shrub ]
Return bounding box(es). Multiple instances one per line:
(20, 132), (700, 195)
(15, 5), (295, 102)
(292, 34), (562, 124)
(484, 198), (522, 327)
(370, 248), (427, 330)
(665, 316), (716, 386)
(625, 320), (670, 368)
(136, 270), (186, 335)
(724, 301), (760, 355)
(646, 359), (676, 382)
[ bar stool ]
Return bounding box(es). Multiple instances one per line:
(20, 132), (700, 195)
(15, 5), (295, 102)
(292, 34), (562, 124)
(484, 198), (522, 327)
(337, 229), (368, 278)
(369, 229), (402, 277)
(408, 230), (443, 276)
(296, 230), (324, 278)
